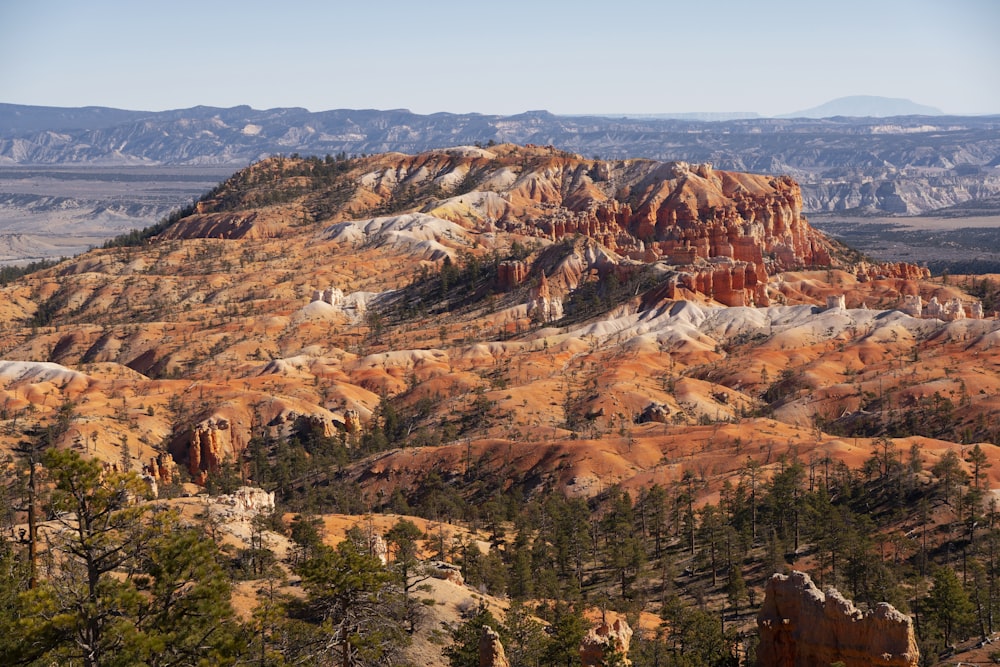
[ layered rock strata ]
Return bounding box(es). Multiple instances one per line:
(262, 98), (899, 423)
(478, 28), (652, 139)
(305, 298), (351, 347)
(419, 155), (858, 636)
(180, 148), (849, 308)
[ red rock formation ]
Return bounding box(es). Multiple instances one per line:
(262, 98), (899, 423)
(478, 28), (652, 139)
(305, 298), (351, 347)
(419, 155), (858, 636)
(497, 260), (528, 290)
(757, 571), (918, 667)
(177, 147), (897, 308)
(170, 416), (245, 484)
(856, 261), (930, 282)
(527, 272), (563, 322)
(482, 156), (834, 306)
(143, 453), (176, 485)
(665, 262), (769, 307)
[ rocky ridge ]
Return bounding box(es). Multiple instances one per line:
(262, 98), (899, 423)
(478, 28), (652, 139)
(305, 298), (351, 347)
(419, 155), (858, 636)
(171, 146), (870, 309)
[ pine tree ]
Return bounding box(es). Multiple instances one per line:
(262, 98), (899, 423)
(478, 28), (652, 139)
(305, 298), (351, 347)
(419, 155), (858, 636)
(445, 603), (501, 667)
(923, 565), (975, 648)
(503, 600), (548, 667)
(542, 602), (587, 667)
(4, 449), (243, 666)
(134, 519), (244, 665)
(966, 444), (992, 490)
(298, 539), (408, 666)
(386, 518), (431, 633)
(14, 449), (152, 667)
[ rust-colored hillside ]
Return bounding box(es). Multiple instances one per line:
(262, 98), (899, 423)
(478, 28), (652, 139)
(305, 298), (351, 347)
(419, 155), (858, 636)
(0, 145), (987, 495)
(5, 145), (1000, 665)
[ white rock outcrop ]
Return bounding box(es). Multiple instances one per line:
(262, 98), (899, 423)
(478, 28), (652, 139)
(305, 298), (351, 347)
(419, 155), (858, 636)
(825, 294), (846, 311)
(210, 486), (276, 522)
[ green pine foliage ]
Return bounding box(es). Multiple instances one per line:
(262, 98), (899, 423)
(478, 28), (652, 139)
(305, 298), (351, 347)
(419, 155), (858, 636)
(296, 539), (409, 666)
(2, 405), (998, 665)
(1, 449), (242, 666)
(0, 257), (65, 286)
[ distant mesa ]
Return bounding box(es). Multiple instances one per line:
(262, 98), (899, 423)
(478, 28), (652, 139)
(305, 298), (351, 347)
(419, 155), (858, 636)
(782, 95), (944, 119)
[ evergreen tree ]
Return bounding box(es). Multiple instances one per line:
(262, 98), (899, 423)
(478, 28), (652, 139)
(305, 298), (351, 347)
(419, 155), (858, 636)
(932, 450), (968, 506)
(445, 603), (501, 667)
(134, 520), (244, 665)
(966, 444), (991, 490)
(922, 565), (975, 648)
(386, 518), (431, 632)
(542, 602), (587, 667)
(297, 539), (408, 666)
(12, 449), (153, 667)
(602, 487), (645, 598)
(0, 535), (31, 661)
(4, 449), (242, 666)
(503, 600), (548, 667)
(289, 513), (325, 565)
(661, 595), (738, 667)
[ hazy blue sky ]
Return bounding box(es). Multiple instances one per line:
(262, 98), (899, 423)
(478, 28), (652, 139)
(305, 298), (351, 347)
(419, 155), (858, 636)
(2, 0), (998, 116)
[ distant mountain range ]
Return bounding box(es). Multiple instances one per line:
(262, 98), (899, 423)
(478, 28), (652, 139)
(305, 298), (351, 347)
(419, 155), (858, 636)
(0, 101), (998, 221)
(0, 101), (993, 170)
(0, 96), (950, 136)
(585, 112), (763, 122)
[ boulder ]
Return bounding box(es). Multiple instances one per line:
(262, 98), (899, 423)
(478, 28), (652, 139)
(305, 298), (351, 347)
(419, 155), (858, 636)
(637, 402), (671, 424)
(426, 560), (464, 586)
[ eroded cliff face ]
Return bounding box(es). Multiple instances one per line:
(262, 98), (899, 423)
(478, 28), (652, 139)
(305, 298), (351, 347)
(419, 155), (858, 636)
(174, 416), (240, 484)
(174, 147), (844, 309)
(757, 571), (918, 667)
(478, 154), (836, 307)
(168, 401), (350, 483)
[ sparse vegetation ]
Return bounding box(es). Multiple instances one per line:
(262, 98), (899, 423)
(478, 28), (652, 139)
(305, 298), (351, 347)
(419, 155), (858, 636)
(4, 145), (1000, 665)
(0, 258), (65, 286)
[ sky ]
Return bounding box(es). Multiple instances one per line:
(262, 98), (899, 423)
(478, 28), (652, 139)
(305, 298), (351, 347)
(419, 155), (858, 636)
(1, 0), (998, 117)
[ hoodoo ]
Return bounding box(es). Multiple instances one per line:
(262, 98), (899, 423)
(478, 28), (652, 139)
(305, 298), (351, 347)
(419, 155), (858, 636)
(757, 571), (919, 667)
